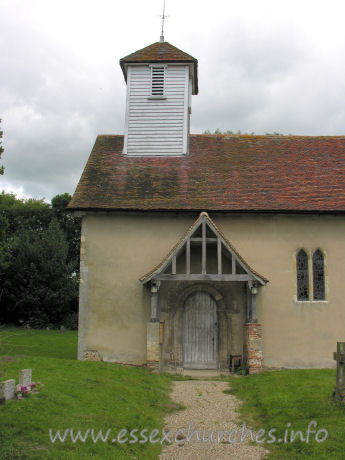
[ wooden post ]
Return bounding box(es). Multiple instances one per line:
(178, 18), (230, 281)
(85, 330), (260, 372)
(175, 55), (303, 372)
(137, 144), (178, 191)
(246, 282), (258, 323)
(202, 220), (206, 275)
(150, 280), (160, 322)
(333, 342), (345, 401)
(186, 238), (190, 274)
(251, 292), (258, 323)
(217, 237), (222, 275)
(172, 256), (176, 275)
(159, 321), (165, 345)
(246, 282), (252, 322)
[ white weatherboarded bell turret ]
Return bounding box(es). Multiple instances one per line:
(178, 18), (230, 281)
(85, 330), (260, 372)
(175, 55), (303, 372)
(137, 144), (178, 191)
(120, 41), (198, 156)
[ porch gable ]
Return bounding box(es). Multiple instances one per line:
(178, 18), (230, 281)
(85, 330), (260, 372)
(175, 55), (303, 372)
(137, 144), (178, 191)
(140, 212), (268, 285)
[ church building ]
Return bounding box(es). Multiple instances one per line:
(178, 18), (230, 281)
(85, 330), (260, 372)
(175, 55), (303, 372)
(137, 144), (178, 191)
(69, 39), (345, 373)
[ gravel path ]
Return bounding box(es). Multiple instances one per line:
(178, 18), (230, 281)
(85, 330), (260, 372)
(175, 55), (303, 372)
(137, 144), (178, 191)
(159, 380), (269, 460)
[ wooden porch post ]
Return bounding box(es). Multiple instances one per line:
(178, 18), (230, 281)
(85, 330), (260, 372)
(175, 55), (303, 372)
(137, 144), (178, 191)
(251, 292), (258, 323)
(150, 280), (160, 322)
(147, 280), (161, 371)
(246, 282), (252, 322)
(246, 281), (258, 323)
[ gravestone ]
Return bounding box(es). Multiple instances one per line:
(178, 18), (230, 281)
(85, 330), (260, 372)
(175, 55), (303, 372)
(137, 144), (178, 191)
(0, 379), (15, 400)
(19, 369), (32, 387)
(333, 342), (345, 401)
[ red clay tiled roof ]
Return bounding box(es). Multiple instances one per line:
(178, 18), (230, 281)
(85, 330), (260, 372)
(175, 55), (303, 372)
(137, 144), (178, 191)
(69, 134), (345, 212)
(120, 41), (198, 94)
(120, 41), (197, 63)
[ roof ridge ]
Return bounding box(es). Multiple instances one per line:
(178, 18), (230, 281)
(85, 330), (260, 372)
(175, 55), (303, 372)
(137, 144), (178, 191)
(192, 133), (345, 138)
(95, 133), (345, 139)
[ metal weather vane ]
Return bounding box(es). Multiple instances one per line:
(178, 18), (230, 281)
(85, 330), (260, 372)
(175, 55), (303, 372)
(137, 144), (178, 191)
(159, 0), (168, 42)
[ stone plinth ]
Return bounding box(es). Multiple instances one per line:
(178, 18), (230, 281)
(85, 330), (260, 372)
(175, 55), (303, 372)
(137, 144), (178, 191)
(147, 322), (160, 371)
(243, 323), (263, 374)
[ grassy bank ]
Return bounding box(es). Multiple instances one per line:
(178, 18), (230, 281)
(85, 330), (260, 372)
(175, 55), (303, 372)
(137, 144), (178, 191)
(0, 326), (178, 459)
(228, 369), (345, 459)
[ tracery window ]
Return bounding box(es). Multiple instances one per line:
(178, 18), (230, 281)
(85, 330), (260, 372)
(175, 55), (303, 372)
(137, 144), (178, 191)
(297, 249), (309, 301)
(313, 249), (325, 300)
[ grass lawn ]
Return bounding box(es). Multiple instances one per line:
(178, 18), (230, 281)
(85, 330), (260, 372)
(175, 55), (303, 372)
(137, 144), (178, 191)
(228, 369), (345, 460)
(2, 327), (344, 459)
(0, 326), (180, 459)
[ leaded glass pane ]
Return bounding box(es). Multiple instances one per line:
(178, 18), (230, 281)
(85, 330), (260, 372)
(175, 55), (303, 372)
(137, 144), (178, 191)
(297, 250), (309, 301)
(313, 249), (325, 300)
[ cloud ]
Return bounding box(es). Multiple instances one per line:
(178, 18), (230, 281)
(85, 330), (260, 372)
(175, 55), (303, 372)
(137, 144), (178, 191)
(1, 0), (345, 199)
(1, 182), (30, 200)
(1, 2), (126, 199)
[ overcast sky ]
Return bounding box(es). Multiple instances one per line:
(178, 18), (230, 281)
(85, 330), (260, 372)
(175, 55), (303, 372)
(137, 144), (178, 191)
(2, 0), (345, 201)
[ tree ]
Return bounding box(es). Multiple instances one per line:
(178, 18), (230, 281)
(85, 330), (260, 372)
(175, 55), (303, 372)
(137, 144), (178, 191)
(2, 219), (78, 326)
(51, 193), (81, 272)
(203, 129), (285, 135)
(0, 121), (6, 276)
(0, 192), (50, 236)
(0, 119), (4, 175)
(0, 192), (80, 328)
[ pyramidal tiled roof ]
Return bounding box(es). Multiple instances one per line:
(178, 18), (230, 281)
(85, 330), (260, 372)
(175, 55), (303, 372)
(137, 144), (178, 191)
(120, 41), (198, 94)
(120, 41), (197, 63)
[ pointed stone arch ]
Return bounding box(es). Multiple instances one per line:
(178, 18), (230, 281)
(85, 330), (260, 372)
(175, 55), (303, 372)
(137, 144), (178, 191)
(312, 248), (325, 301)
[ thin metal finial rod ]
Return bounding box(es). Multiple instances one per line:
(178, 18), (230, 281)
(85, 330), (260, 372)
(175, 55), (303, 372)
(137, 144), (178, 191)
(160, 0), (166, 42)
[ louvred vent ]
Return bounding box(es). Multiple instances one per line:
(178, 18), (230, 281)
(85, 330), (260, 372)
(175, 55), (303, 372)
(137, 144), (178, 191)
(151, 66), (165, 95)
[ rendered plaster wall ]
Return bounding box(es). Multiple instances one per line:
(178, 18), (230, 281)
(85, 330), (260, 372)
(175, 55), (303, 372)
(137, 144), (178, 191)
(215, 213), (345, 369)
(78, 212), (345, 368)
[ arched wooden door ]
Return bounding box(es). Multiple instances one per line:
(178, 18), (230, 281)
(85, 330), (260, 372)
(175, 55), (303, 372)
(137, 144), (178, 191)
(183, 291), (218, 369)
